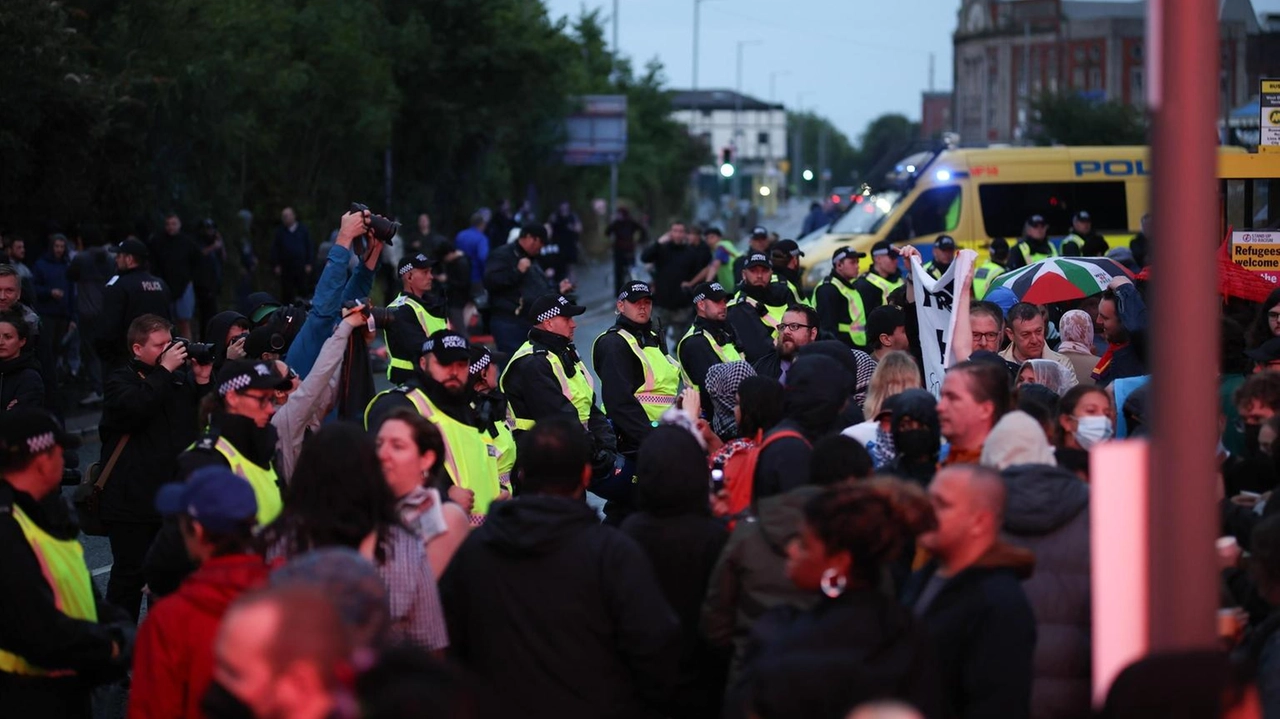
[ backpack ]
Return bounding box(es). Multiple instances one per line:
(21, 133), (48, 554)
(721, 429), (810, 521)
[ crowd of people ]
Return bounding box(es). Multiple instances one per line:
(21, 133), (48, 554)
(2, 200), (1278, 719)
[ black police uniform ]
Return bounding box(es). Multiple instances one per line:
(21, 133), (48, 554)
(591, 315), (668, 456)
(97, 267), (172, 366)
(385, 291), (450, 386)
(813, 273), (863, 349)
(726, 283), (792, 362)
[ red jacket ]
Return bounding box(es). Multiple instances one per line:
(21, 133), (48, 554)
(128, 554), (270, 719)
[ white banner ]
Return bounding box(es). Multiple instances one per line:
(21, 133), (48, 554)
(911, 249), (978, 397)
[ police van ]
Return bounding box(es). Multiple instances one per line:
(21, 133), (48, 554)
(798, 145), (1280, 287)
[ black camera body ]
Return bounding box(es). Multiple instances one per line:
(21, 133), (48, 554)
(350, 203), (399, 245)
(245, 306), (305, 358)
(170, 338), (216, 365)
(343, 298), (395, 329)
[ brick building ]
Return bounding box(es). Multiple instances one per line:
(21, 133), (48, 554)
(953, 0), (1260, 144)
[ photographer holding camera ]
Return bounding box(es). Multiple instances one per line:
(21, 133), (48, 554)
(384, 253), (448, 385)
(98, 314), (213, 622)
(283, 207), (384, 379)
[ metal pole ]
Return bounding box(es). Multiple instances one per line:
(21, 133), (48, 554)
(1147, 0), (1219, 650)
(734, 40), (762, 206)
(693, 0), (700, 93)
(612, 0), (619, 72)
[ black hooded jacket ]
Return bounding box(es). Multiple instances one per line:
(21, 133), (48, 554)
(204, 310), (249, 370)
(1001, 464), (1092, 719)
(883, 389), (942, 486)
(440, 495), (681, 719)
(0, 352), (45, 411)
(621, 427), (730, 719)
(753, 355), (851, 501)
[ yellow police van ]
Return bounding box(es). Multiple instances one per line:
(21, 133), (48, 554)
(798, 145), (1279, 288)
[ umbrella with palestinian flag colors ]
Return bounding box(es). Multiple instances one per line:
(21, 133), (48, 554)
(986, 256), (1135, 304)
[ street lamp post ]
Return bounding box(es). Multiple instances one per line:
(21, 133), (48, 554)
(791, 91), (813, 200)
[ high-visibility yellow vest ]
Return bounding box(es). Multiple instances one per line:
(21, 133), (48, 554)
(385, 293), (448, 379)
(366, 387), (500, 523)
(0, 504), (98, 677)
(1013, 240), (1058, 266)
(771, 277), (812, 308)
(821, 277), (868, 347)
(973, 262), (1007, 299)
(487, 422), (517, 491)
(731, 293), (788, 343)
(862, 273), (903, 305)
(715, 243), (742, 289)
(1060, 233), (1084, 255)
(210, 437), (282, 526)
(501, 342), (596, 431)
(676, 324), (743, 390)
(594, 328), (682, 422)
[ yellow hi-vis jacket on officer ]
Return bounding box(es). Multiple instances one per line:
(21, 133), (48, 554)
(365, 380), (502, 525)
(814, 273), (869, 349)
(677, 317), (743, 395)
(591, 316), (682, 454)
(500, 326), (617, 450)
(384, 292), (449, 385)
(188, 432), (284, 527)
(0, 477), (125, 716)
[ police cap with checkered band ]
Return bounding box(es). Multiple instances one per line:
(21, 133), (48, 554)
(529, 293), (586, 324)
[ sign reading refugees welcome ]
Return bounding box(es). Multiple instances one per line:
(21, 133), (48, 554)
(1232, 231), (1280, 284)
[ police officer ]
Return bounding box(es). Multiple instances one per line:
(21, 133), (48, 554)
(0, 408), (133, 717)
(973, 237), (1010, 299)
(385, 253), (449, 384)
(592, 281), (681, 461)
(484, 224), (573, 354)
(731, 225), (774, 282)
(367, 329), (502, 524)
(468, 345), (516, 497)
(770, 239), (810, 305)
(1007, 214), (1058, 270)
(726, 252), (792, 362)
(499, 293), (617, 499)
(854, 239), (905, 313)
(814, 246), (871, 348)
(1060, 210), (1110, 257)
(98, 237), (172, 366)
(677, 281), (742, 403)
(923, 235), (958, 279)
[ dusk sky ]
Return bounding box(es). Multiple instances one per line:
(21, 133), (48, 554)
(543, 0), (1280, 143)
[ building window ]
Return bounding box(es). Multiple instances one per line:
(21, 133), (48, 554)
(1130, 43), (1143, 61)
(1074, 46), (1085, 63)
(1130, 68), (1144, 103)
(1089, 68), (1102, 90)
(757, 131), (770, 145)
(1089, 45), (1101, 62)
(1072, 68), (1085, 88)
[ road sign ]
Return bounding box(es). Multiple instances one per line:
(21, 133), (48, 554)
(1232, 230), (1280, 283)
(562, 95), (628, 166)
(1262, 79), (1280, 154)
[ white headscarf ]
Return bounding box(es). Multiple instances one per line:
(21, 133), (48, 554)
(980, 410), (1057, 470)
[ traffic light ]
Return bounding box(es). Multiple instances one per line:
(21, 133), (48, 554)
(719, 147), (735, 178)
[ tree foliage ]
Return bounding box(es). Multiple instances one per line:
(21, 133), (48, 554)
(0, 0), (699, 256)
(1029, 91), (1149, 146)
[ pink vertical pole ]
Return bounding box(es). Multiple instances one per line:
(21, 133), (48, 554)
(1147, 0), (1220, 649)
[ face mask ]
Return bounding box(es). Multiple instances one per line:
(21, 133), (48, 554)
(201, 681), (257, 719)
(1245, 424), (1263, 457)
(1074, 415), (1114, 450)
(894, 429), (938, 462)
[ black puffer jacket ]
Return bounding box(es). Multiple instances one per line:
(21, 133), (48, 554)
(0, 353), (45, 411)
(1001, 463), (1091, 719)
(483, 242), (554, 319)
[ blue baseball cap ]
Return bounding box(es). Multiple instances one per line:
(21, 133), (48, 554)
(155, 466), (258, 532)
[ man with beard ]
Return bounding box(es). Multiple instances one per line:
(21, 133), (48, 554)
(1092, 276), (1147, 386)
(751, 306), (819, 384)
(365, 330), (501, 525)
(677, 281), (742, 408)
(726, 252), (792, 362)
(592, 282), (681, 506)
(468, 345), (516, 497)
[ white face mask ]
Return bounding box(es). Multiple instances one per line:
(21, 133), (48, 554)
(1074, 415), (1114, 450)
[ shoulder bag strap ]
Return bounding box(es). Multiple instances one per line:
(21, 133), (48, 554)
(95, 435), (130, 490)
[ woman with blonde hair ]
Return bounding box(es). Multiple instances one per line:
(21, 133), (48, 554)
(844, 352), (922, 468)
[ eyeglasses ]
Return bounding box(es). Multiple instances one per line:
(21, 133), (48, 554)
(237, 391), (278, 409)
(778, 322), (812, 332)
(972, 331), (1000, 342)
(1269, 311), (1280, 323)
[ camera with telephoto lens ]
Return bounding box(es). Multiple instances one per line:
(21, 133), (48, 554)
(343, 298), (395, 329)
(349, 203), (399, 244)
(169, 338), (216, 365)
